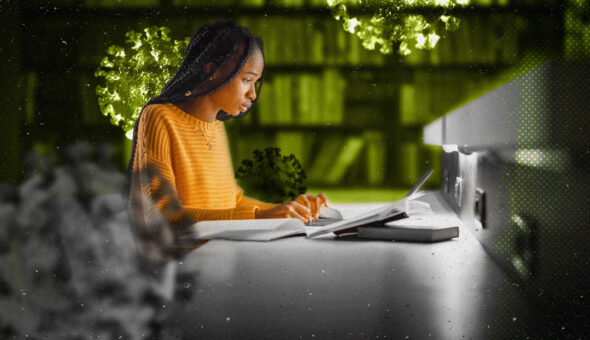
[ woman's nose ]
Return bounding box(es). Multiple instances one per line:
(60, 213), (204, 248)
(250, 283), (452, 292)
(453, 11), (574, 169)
(248, 84), (257, 100)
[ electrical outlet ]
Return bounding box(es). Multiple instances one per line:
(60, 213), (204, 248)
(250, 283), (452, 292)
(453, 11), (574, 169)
(510, 214), (537, 280)
(474, 188), (486, 229)
(454, 176), (463, 207)
(443, 169), (450, 193)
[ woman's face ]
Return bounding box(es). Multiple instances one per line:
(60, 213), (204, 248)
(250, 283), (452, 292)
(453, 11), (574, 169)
(210, 48), (264, 116)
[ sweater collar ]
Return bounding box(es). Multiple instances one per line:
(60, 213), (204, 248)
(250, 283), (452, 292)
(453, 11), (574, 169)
(167, 103), (220, 135)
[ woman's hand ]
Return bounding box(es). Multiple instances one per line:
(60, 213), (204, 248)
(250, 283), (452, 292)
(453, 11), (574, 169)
(255, 192), (330, 223)
(254, 200), (311, 223)
(295, 192), (329, 221)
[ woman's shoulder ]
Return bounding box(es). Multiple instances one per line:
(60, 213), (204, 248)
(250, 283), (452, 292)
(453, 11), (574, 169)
(140, 103), (180, 126)
(143, 103), (176, 118)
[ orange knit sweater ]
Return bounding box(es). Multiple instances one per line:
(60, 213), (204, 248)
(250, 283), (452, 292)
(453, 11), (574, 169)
(135, 103), (275, 223)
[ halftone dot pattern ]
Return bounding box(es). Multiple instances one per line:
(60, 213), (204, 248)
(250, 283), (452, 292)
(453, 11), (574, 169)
(565, 2), (590, 61)
(488, 56), (548, 338)
(486, 2), (590, 333)
(489, 31), (590, 338)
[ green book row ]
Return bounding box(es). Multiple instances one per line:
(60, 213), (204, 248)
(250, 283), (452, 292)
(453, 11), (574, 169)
(346, 71), (398, 101)
(238, 16), (385, 66)
(275, 131), (386, 186)
(399, 69), (499, 126)
(77, 16), (384, 69)
(230, 130), (387, 186)
(257, 69), (346, 126)
(343, 104), (390, 130)
(404, 14), (521, 66)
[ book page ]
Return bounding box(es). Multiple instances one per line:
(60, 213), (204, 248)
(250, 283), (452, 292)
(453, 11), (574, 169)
(193, 218), (305, 241)
(306, 199), (408, 238)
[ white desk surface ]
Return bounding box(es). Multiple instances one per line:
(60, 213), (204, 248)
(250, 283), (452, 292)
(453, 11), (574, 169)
(163, 192), (540, 339)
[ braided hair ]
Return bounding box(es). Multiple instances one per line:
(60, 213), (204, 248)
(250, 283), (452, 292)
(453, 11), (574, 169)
(148, 19), (264, 117)
(127, 20), (264, 183)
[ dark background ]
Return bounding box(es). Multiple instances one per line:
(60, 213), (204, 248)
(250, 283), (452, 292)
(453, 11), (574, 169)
(0, 1), (589, 338)
(0, 0), (587, 200)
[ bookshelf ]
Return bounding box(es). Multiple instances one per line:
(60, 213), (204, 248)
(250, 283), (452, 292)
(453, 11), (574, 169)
(9, 0), (570, 193)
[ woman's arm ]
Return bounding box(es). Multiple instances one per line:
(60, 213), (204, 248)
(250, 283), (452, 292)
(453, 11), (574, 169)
(146, 156), (259, 222)
(235, 191), (280, 211)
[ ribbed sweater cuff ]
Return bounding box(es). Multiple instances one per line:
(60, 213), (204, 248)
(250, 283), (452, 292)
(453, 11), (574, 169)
(231, 205), (258, 220)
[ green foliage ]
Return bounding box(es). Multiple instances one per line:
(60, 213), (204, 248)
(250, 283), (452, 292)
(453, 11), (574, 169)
(95, 26), (189, 139)
(328, 0), (467, 55)
(235, 147), (307, 203)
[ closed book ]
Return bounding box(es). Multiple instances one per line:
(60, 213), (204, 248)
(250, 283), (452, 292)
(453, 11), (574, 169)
(357, 224), (459, 242)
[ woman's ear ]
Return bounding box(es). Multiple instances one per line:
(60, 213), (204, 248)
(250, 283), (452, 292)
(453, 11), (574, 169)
(204, 62), (216, 77)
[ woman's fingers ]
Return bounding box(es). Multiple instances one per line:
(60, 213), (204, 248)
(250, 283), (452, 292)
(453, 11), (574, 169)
(288, 200), (312, 222)
(296, 194), (321, 219)
(295, 194), (310, 210)
(317, 192), (330, 207)
(261, 200), (311, 223)
(256, 194), (332, 224)
(297, 193), (330, 219)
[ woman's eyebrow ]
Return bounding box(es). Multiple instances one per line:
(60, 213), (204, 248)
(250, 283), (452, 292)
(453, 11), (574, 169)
(245, 71), (259, 76)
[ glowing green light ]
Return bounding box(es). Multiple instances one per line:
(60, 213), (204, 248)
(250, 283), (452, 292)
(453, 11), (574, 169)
(328, 0), (468, 56)
(515, 149), (569, 171)
(399, 42), (412, 55)
(416, 33), (427, 48)
(428, 32), (440, 48)
(435, 0), (451, 6)
(95, 26), (189, 139)
(346, 18), (361, 33)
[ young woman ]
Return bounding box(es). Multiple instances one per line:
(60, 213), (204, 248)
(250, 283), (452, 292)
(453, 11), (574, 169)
(128, 20), (329, 260)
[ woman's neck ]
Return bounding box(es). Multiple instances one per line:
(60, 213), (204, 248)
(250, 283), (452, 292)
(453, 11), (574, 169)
(177, 97), (218, 123)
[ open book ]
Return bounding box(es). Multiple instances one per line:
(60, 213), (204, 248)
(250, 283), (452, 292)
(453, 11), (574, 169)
(306, 169), (434, 238)
(305, 194), (420, 238)
(179, 218), (306, 243)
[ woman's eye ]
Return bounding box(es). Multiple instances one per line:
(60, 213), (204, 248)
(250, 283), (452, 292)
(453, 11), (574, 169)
(243, 78), (252, 83)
